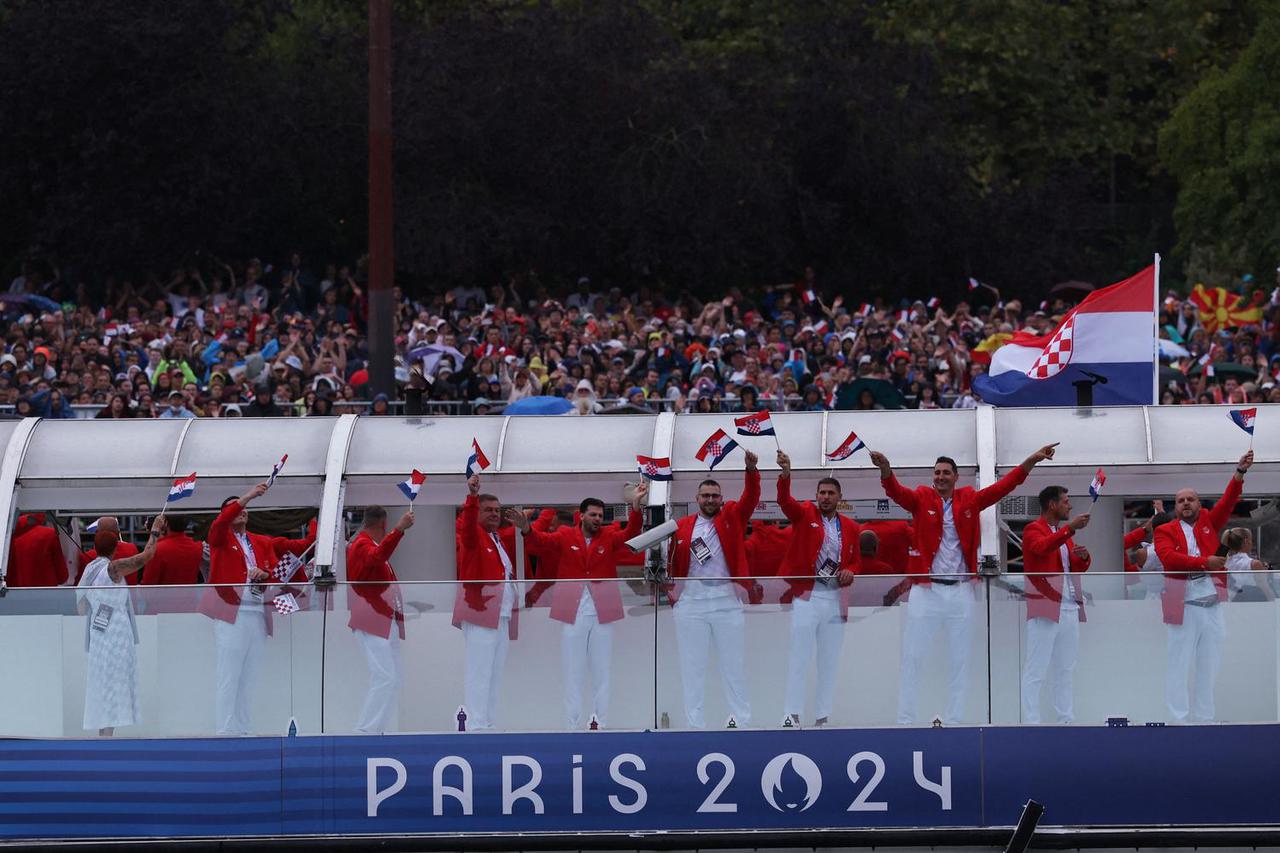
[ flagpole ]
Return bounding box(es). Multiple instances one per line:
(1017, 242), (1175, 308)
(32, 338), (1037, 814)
(1152, 252), (1161, 406)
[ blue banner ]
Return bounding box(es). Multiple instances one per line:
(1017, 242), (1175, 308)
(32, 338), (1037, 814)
(0, 726), (1277, 839)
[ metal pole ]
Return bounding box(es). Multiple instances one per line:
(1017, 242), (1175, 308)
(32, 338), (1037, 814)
(367, 0), (395, 397)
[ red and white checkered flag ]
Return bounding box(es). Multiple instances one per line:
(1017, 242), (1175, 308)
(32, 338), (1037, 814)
(1026, 314), (1076, 380)
(273, 593), (300, 616)
(271, 552), (302, 582)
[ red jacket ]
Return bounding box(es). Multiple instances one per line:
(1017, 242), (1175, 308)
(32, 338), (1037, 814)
(1122, 526), (1149, 584)
(523, 510), (642, 625)
(8, 515), (67, 587)
(524, 509), (562, 607)
(1153, 476), (1242, 625)
(347, 528), (405, 639)
(880, 467), (1028, 581)
(198, 501), (315, 632)
(861, 520), (914, 573)
(144, 532), (202, 585)
(667, 469), (760, 603)
(1021, 517), (1090, 623)
(776, 476), (861, 617)
(453, 495), (521, 633)
(78, 541), (139, 585)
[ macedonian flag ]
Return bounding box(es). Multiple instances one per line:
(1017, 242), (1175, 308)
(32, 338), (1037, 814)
(1188, 284), (1263, 333)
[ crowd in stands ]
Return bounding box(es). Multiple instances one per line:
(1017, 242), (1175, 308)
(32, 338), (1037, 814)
(2, 256), (1277, 419)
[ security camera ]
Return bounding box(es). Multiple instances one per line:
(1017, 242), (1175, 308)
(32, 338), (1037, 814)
(625, 519), (678, 553)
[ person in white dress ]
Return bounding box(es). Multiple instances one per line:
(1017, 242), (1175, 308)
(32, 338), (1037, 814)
(76, 520), (160, 736)
(1222, 528), (1275, 602)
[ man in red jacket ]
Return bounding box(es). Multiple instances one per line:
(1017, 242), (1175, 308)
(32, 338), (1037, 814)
(202, 482), (315, 735)
(7, 513), (67, 587)
(666, 449), (759, 728)
(1020, 485), (1091, 724)
(347, 505), (415, 734)
(454, 473), (521, 731)
(77, 518), (139, 584)
(514, 483), (646, 729)
(139, 515), (204, 613)
(1154, 450), (1251, 723)
(870, 442), (1058, 725)
(776, 449), (860, 728)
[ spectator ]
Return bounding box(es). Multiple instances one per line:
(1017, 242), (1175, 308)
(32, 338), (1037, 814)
(158, 390), (196, 419)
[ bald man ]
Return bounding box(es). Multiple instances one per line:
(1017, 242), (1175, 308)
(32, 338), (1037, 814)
(1153, 450), (1252, 723)
(78, 518), (140, 584)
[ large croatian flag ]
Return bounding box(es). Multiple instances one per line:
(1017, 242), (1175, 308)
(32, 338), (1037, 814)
(972, 266), (1155, 406)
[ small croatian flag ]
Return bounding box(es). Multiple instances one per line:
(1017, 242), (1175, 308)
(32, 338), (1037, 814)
(1089, 468), (1106, 502)
(466, 439), (491, 476)
(167, 472), (197, 503)
(695, 429), (739, 471)
(397, 469), (427, 501)
(734, 409), (776, 437)
(636, 455), (673, 481)
(968, 277), (981, 291)
(271, 552), (303, 583)
(85, 518), (107, 534)
(826, 431), (866, 461)
(267, 454), (288, 488)
(800, 288), (817, 305)
(1229, 407), (1257, 436)
(273, 593), (300, 616)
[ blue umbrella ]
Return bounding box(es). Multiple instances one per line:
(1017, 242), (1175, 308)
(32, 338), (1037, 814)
(0, 293), (61, 312)
(503, 395), (573, 415)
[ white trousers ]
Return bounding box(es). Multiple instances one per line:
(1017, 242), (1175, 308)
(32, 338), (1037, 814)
(462, 617), (510, 730)
(897, 581), (973, 725)
(784, 588), (844, 721)
(354, 629), (402, 734)
(1021, 611), (1079, 724)
(673, 597), (751, 728)
(562, 614), (613, 728)
(1166, 604), (1225, 722)
(214, 611), (267, 735)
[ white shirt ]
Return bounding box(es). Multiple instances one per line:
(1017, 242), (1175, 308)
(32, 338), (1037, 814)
(683, 514), (733, 600)
(1226, 551), (1255, 594)
(931, 499), (965, 576)
(576, 534), (598, 618)
(816, 514), (842, 589)
(1180, 520), (1216, 602)
(233, 531), (266, 616)
(1049, 523), (1076, 613)
(492, 532), (516, 618)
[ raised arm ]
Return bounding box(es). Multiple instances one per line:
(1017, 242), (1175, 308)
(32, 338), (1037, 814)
(109, 517), (162, 582)
(733, 452), (761, 526)
(208, 482), (266, 546)
(1022, 514), (1089, 561)
(1207, 451), (1250, 530)
(869, 450), (919, 513)
(775, 449), (806, 523)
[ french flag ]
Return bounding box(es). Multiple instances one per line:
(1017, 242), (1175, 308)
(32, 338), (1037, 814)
(695, 429), (739, 471)
(267, 453), (288, 488)
(890, 327), (906, 343)
(636, 455), (673, 481)
(968, 277), (981, 291)
(826, 431), (866, 461)
(800, 288), (817, 305)
(971, 266), (1156, 406)
(1229, 407), (1257, 435)
(927, 297), (941, 310)
(734, 409), (776, 437)
(397, 469), (427, 501)
(1089, 468), (1106, 502)
(167, 472), (197, 503)
(466, 439), (491, 476)
(858, 303), (873, 318)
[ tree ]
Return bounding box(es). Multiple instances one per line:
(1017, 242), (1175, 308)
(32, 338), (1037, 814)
(1159, 6), (1280, 279)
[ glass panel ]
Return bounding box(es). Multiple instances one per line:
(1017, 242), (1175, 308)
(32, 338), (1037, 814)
(1150, 403), (1274, 466)
(501, 415), (657, 473)
(20, 419), (187, 479)
(828, 409), (978, 470)
(173, 417), (335, 477)
(345, 415), (506, 475)
(0, 582), (322, 738)
(323, 579), (657, 733)
(994, 407), (1149, 469)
